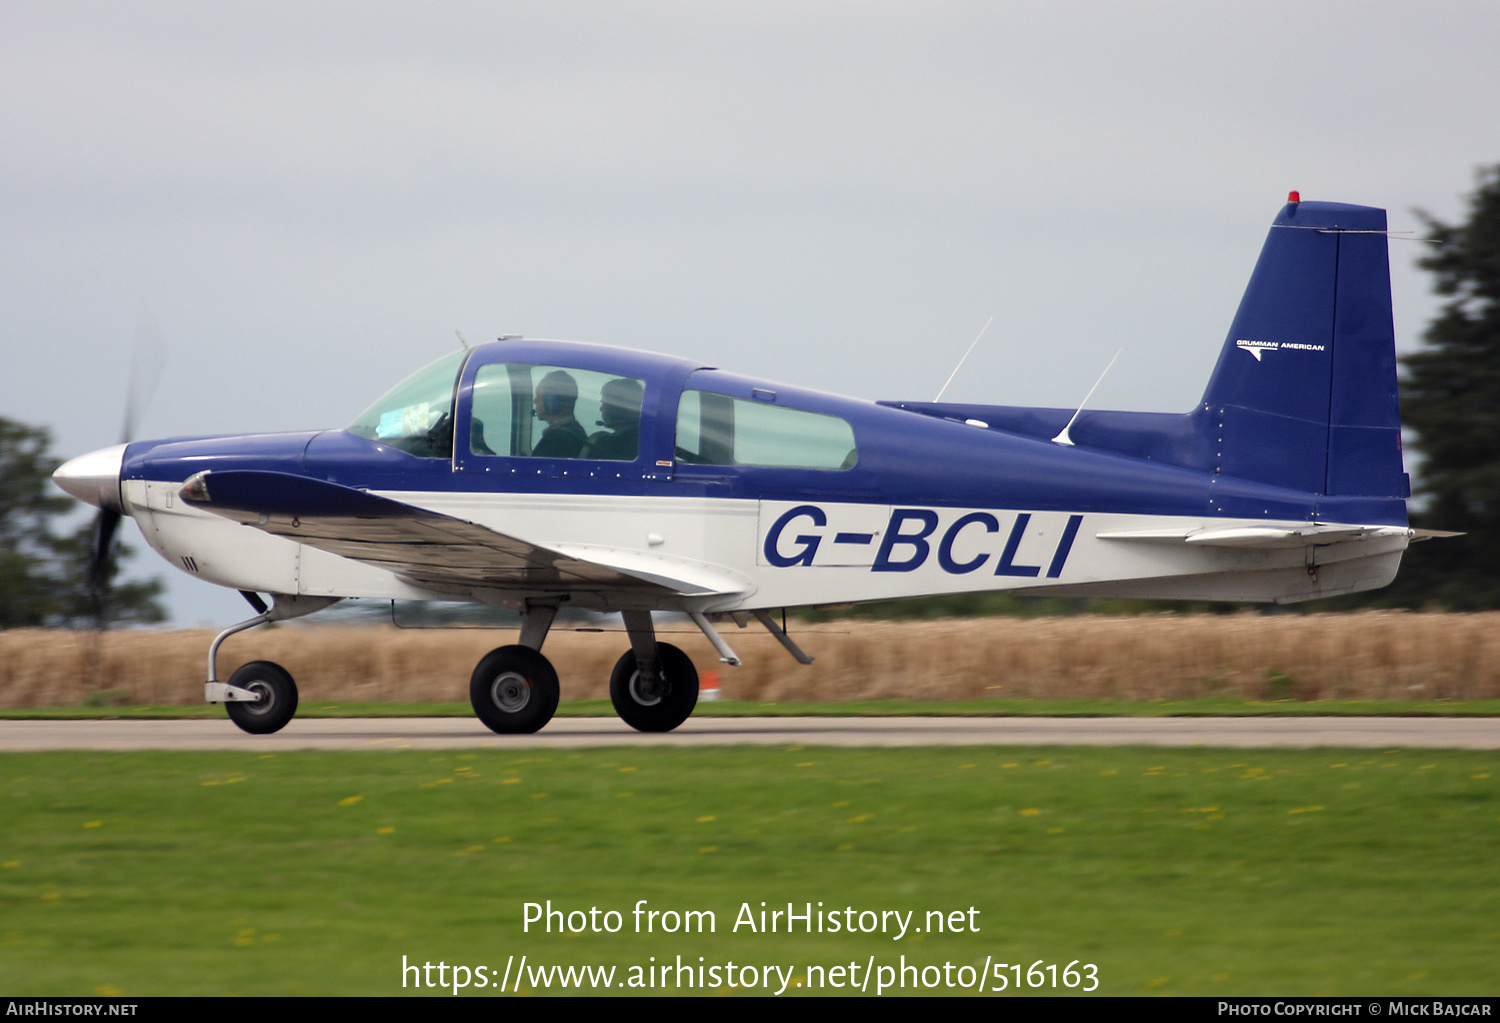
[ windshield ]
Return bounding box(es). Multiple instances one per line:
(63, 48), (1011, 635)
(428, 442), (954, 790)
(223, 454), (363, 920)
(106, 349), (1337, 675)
(347, 349), (467, 457)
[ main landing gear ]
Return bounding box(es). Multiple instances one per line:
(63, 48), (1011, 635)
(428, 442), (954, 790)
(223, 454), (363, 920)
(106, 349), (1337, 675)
(468, 606), (706, 735)
(466, 606), (819, 735)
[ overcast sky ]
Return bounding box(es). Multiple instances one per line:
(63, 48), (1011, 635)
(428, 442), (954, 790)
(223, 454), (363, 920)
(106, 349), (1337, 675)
(3, 1), (1496, 626)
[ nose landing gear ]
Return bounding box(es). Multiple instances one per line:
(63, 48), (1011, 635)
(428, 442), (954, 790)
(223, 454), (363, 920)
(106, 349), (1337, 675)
(205, 592), (339, 735)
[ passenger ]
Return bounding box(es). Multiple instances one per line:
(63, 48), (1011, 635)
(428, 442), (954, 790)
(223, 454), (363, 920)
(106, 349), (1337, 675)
(530, 370), (586, 458)
(582, 378), (644, 461)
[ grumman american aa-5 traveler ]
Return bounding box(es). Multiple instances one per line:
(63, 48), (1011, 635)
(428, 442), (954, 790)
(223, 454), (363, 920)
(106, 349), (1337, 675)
(53, 196), (1442, 736)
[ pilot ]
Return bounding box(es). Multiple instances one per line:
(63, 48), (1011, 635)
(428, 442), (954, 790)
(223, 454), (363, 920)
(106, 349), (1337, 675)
(581, 377), (644, 461)
(530, 370), (586, 458)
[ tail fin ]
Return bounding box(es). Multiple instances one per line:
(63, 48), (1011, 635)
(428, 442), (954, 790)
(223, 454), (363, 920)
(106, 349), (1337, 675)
(1201, 198), (1406, 499)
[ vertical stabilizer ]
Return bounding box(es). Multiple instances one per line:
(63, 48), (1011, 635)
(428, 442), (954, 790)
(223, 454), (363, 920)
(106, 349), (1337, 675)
(1200, 199), (1405, 500)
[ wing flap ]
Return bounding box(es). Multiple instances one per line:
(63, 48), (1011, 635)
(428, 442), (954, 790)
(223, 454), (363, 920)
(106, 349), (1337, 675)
(548, 543), (753, 596)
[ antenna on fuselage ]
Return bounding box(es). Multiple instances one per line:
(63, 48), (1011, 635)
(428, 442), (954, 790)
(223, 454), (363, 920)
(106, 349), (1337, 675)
(933, 316), (994, 402)
(455, 330), (470, 349)
(1052, 349), (1122, 446)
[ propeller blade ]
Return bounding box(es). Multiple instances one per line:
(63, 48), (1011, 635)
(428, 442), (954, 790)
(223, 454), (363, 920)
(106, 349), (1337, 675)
(84, 312), (167, 629)
(86, 506), (122, 628)
(120, 311), (167, 444)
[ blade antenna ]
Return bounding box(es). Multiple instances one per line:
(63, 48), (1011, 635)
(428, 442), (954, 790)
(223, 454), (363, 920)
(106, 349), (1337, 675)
(933, 316), (994, 402)
(1052, 349), (1122, 446)
(455, 330), (470, 349)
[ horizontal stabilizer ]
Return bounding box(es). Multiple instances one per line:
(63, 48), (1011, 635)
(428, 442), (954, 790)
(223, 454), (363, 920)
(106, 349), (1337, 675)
(1097, 524), (1411, 549)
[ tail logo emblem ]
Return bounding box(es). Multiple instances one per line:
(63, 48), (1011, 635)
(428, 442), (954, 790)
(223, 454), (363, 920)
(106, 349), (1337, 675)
(1235, 338), (1326, 362)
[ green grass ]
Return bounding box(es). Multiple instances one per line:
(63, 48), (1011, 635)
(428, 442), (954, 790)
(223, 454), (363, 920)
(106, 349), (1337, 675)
(4, 697), (1500, 719)
(1, 747), (1496, 996)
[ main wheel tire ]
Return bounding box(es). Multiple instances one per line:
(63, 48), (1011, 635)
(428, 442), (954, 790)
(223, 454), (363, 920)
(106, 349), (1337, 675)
(470, 645), (560, 734)
(609, 642), (698, 733)
(224, 660), (299, 735)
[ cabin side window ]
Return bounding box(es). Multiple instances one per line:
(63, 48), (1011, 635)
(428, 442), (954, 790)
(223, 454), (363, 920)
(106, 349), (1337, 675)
(469, 364), (645, 461)
(674, 390), (858, 469)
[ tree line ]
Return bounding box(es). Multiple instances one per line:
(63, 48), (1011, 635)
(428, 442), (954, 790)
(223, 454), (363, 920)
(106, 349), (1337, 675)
(0, 418), (164, 628)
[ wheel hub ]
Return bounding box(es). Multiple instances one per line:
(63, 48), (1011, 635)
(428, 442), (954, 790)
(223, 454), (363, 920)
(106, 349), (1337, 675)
(244, 680), (273, 715)
(628, 669), (666, 707)
(491, 671), (532, 713)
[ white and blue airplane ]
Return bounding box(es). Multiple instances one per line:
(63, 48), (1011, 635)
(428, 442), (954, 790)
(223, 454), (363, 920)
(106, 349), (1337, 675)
(54, 195), (1433, 736)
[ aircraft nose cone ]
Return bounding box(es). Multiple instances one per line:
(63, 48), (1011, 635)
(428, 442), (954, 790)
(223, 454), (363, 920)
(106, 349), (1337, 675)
(52, 443), (126, 512)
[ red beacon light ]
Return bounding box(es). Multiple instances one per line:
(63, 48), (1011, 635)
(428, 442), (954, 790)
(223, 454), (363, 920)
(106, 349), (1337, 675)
(1287, 190), (1301, 203)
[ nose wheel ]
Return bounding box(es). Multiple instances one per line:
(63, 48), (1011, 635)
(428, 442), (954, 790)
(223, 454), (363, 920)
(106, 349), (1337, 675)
(224, 661), (299, 735)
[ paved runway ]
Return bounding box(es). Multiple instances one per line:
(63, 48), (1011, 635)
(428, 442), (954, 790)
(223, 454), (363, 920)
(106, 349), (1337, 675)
(2, 715), (1497, 751)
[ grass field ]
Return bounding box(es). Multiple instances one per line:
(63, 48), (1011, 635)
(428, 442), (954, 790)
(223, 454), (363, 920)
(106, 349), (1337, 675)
(2, 746), (1495, 996)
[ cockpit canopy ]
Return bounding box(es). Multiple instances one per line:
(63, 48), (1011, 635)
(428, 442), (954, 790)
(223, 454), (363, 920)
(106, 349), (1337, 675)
(346, 340), (859, 473)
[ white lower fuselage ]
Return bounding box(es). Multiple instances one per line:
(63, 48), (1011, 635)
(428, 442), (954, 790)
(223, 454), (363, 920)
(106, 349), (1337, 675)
(124, 480), (1407, 613)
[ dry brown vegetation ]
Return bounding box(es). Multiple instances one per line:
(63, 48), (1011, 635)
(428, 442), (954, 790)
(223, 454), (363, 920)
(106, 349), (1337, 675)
(3, 611), (1500, 707)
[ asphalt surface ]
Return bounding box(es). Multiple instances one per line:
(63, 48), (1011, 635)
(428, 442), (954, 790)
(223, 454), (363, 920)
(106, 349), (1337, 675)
(2, 715), (1497, 751)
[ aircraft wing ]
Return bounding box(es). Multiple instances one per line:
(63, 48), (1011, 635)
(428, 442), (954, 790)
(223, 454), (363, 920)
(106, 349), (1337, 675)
(178, 470), (749, 599)
(1095, 524), (1417, 549)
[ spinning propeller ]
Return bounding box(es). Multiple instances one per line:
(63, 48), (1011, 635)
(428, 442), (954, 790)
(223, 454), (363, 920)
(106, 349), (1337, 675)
(62, 315), (166, 629)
